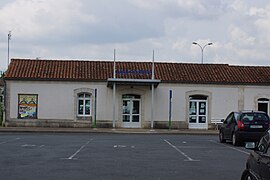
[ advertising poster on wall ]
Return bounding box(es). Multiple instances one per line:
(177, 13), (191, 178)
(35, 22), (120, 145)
(18, 94), (38, 119)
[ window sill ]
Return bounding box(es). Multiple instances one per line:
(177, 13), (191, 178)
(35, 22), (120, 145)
(76, 116), (92, 121)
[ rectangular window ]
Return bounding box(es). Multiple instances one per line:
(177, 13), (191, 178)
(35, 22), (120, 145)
(18, 94), (38, 119)
(77, 93), (91, 117)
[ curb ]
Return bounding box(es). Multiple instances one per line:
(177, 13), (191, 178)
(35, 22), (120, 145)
(0, 127), (218, 135)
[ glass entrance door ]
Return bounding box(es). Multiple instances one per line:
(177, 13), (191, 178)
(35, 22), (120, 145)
(122, 94), (141, 128)
(189, 96), (208, 129)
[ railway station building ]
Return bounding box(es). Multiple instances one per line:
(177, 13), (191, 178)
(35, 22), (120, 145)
(3, 59), (270, 129)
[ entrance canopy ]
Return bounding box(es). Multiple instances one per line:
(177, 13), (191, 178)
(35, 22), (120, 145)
(107, 78), (161, 88)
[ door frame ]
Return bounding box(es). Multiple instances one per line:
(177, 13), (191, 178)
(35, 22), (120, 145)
(188, 98), (208, 129)
(121, 95), (141, 128)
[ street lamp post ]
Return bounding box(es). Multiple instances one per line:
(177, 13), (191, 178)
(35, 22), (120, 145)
(192, 42), (213, 64)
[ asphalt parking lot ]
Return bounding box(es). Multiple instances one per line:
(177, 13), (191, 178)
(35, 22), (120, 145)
(0, 133), (250, 180)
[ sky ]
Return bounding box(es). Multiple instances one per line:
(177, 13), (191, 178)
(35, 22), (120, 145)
(0, 0), (270, 70)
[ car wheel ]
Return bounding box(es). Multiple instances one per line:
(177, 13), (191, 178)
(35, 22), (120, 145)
(241, 170), (252, 180)
(219, 131), (226, 143)
(232, 132), (240, 146)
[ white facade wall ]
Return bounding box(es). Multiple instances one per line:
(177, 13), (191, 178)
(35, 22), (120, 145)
(154, 84), (240, 122)
(5, 80), (270, 129)
(8, 81), (111, 121)
(243, 86), (270, 111)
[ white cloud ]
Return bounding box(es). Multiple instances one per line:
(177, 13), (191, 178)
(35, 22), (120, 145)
(176, 0), (203, 11)
(249, 7), (267, 17)
(0, 0), (96, 39)
(229, 26), (256, 47)
(128, 0), (167, 10)
(229, 0), (248, 12)
(1, 0), (270, 70)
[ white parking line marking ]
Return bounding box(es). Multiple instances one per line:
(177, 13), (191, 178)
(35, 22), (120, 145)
(0, 137), (20, 145)
(209, 140), (250, 155)
(163, 139), (200, 162)
(21, 144), (36, 147)
(114, 145), (127, 148)
(21, 144), (44, 148)
(65, 139), (93, 160)
(113, 145), (135, 148)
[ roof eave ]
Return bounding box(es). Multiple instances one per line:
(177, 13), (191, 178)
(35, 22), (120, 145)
(4, 77), (107, 83)
(107, 78), (161, 88)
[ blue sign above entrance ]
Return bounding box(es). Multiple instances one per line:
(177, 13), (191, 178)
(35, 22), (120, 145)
(116, 69), (152, 75)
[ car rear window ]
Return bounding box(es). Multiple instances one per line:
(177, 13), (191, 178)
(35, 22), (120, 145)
(241, 113), (269, 122)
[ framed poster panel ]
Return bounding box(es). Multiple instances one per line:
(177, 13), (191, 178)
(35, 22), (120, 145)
(18, 94), (38, 119)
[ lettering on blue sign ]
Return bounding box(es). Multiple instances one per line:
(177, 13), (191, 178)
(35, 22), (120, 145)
(116, 70), (152, 75)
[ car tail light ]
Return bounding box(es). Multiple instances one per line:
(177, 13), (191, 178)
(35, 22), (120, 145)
(238, 121), (244, 130)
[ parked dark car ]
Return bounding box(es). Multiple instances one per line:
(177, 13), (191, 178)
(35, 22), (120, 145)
(219, 111), (270, 146)
(241, 128), (270, 180)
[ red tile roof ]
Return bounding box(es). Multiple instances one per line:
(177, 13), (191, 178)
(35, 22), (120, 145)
(4, 59), (270, 85)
